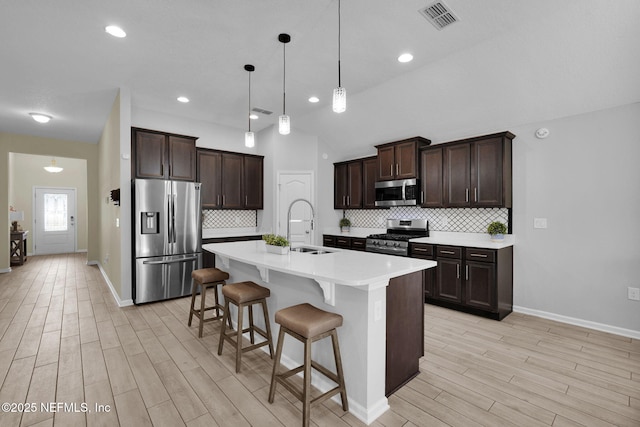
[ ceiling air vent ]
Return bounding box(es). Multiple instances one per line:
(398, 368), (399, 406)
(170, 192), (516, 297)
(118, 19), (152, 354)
(252, 107), (273, 115)
(419, 1), (459, 30)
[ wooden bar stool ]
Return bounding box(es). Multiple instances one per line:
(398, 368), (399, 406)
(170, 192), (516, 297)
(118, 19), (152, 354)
(268, 303), (348, 427)
(188, 268), (230, 338)
(217, 281), (274, 373)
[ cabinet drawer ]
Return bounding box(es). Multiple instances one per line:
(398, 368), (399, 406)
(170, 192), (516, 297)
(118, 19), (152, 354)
(335, 237), (351, 249)
(436, 245), (462, 259)
(410, 243), (434, 258)
(322, 235), (336, 247)
(465, 248), (496, 263)
(351, 238), (366, 251)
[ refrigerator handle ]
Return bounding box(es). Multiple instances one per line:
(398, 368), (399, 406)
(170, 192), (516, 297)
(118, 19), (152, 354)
(172, 194), (177, 243)
(167, 196), (172, 244)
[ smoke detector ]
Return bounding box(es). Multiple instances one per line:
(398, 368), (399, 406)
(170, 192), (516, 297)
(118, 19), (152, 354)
(419, 1), (459, 30)
(252, 107), (273, 115)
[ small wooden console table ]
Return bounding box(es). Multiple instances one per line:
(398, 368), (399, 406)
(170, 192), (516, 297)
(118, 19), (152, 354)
(10, 230), (28, 266)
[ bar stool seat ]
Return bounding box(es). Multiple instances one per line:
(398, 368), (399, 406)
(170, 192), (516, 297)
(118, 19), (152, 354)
(188, 268), (229, 338)
(269, 303), (348, 427)
(218, 281), (274, 373)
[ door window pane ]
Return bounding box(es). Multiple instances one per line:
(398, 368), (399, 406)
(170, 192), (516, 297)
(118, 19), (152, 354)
(44, 193), (68, 231)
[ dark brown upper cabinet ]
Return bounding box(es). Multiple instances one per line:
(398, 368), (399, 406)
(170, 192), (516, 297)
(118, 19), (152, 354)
(196, 148), (263, 210)
(132, 128), (197, 181)
(419, 147), (444, 208)
(442, 132), (514, 208)
(375, 137), (431, 181)
(334, 160), (363, 209)
(362, 156), (378, 209)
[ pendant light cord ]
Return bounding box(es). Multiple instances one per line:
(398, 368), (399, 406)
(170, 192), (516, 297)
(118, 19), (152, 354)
(248, 71), (251, 132)
(283, 42), (286, 115)
(338, 0), (342, 87)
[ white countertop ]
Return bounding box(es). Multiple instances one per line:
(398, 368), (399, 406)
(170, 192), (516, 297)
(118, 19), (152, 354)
(202, 228), (264, 239)
(203, 240), (436, 288)
(323, 228), (514, 249)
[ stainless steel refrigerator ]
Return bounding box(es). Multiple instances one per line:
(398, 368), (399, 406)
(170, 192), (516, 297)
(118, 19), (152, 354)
(133, 179), (202, 304)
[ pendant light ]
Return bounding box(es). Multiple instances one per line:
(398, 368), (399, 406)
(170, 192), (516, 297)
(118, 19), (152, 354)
(332, 0), (346, 113)
(244, 64), (255, 148)
(44, 158), (63, 173)
(278, 33), (291, 135)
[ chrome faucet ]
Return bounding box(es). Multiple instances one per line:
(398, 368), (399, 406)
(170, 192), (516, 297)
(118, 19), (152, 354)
(286, 198), (315, 247)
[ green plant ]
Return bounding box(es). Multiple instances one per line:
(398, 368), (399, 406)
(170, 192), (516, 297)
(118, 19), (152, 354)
(339, 217), (351, 228)
(262, 234), (289, 247)
(487, 221), (507, 235)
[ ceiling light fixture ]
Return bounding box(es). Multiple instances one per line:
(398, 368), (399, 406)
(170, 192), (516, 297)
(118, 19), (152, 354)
(105, 25), (126, 38)
(332, 0), (346, 113)
(244, 64), (255, 148)
(398, 53), (413, 63)
(308, 96), (319, 103)
(177, 96), (189, 103)
(44, 158), (63, 173)
(278, 33), (291, 135)
(249, 114), (258, 120)
(29, 113), (52, 123)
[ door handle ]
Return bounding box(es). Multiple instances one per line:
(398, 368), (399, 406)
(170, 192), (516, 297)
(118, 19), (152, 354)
(390, 164), (393, 176)
(465, 188), (469, 202)
(143, 256), (198, 265)
(396, 163), (399, 176)
(465, 265), (469, 280)
(456, 263), (460, 279)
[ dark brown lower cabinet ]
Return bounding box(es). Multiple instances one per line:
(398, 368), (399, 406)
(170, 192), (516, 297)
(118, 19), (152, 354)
(409, 243), (435, 299)
(429, 245), (513, 320)
(386, 270), (423, 396)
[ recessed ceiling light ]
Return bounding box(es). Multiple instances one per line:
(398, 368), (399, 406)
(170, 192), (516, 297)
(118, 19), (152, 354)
(398, 53), (413, 63)
(105, 25), (126, 38)
(308, 96), (320, 103)
(177, 96), (189, 103)
(29, 113), (52, 123)
(249, 114), (259, 120)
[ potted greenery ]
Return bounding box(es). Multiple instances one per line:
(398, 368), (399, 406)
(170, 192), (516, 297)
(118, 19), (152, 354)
(339, 217), (351, 233)
(262, 234), (290, 254)
(487, 221), (507, 242)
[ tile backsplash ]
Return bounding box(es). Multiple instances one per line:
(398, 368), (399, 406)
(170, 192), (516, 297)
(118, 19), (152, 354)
(202, 210), (257, 228)
(344, 207), (509, 233)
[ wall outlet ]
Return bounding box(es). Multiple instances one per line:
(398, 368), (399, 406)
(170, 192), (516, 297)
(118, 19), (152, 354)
(534, 218), (548, 229)
(628, 287), (640, 301)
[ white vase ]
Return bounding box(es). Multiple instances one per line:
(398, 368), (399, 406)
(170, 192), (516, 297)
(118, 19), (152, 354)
(490, 233), (505, 242)
(266, 244), (289, 255)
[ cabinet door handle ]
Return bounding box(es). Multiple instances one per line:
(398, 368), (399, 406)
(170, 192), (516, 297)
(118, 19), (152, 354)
(396, 163), (399, 176)
(390, 164), (393, 176)
(245, 195), (248, 206)
(222, 195), (226, 205)
(470, 253), (488, 258)
(456, 263), (460, 279)
(347, 195), (350, 205)
(161, 164), (164, 176)
(217, 195), (220, 205)
(465, 265), (469, 280)
(441, 250), (455, 255)
(421, 191), (424, 204)
(465, 188), (469, 202)
(474, 187), (477, 202)
(414, 247), (428, 252)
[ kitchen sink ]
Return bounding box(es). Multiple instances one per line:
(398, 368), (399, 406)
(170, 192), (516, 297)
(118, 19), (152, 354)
(290, 246), (334, 255)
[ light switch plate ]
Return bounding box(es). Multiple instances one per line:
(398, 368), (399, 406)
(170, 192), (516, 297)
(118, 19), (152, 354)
(534, 218), (548, 229)
(628, 287), (640, 301)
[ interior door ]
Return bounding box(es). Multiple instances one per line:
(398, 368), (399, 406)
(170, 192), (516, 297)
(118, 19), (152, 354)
(34, 187), (76, 254)
(277, 172), (313, 246)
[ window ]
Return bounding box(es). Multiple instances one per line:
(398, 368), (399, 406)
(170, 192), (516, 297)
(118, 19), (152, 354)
(44, 193), (68, 231)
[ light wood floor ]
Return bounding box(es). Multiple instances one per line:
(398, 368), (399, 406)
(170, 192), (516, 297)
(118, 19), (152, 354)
(0, 253), (638, 426)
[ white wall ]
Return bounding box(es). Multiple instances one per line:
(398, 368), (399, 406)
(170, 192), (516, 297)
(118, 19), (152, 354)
(509, 103), (640, 333)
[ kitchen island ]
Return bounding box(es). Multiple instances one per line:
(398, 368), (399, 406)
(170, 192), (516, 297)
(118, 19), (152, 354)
(203, 240), (436, 425)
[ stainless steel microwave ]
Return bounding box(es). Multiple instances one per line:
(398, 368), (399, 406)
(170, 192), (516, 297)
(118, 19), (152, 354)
(375, 178), (419, 207)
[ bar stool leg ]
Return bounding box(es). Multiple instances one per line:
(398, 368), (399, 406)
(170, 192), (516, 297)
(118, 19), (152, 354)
(331, 330), (349, 411)
(248, 305), (255, 344)
(235, 302), (244, 373)
(218, 300), (230, 356)
(268, 328), (286, 403)
(198, 284), (208, 338)
(188, 280), (198, 327)
(302, 336), (312, 427)
(261, 299), (274, 358)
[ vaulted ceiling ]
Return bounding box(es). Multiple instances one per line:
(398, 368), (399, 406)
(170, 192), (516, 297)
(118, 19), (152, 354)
(2, 0), (639, 154)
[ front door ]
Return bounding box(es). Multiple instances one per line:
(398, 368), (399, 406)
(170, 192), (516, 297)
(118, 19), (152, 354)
(34, 187), (76, 254)
(277, 172), (314, 246)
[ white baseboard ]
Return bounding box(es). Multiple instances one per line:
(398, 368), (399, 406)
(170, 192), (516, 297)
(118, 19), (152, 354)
(513, 305), (640, 339)
(87, 260), (134, 307)
(76, 249), (87, 253)
(0, 267), (11, 274)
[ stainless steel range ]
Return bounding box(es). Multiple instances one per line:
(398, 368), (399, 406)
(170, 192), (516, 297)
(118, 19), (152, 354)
(366, 219), (429, 256)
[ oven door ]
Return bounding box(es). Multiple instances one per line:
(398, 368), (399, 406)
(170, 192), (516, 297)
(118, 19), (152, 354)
(365, 240), (408, 256)
(375, 179), (419, 207)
